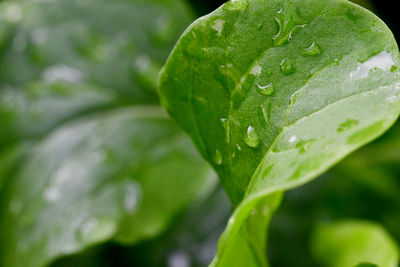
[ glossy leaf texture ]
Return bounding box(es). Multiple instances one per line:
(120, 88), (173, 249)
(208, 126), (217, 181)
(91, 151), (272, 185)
(0, 107), (215, 267)
(0, 0), (217, 267)
(0, 0), (193, 150)
(311, 221), (399, 267)
(158, 0), (400, 266)
(0, 0), (192, 100)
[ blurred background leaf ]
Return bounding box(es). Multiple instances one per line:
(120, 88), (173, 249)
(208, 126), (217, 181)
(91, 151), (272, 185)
(311, 220), (399, 267)
(0, 0), (217, 267)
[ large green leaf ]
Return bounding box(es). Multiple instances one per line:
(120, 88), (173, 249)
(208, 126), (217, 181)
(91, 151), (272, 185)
(158, 0), (400, 265)
(311, 220), (399, 267)
(0, 0), (192, 99)
(0, 106), (215, 267)
(0, 0), (193, 150)
(0, 0), (217, 266)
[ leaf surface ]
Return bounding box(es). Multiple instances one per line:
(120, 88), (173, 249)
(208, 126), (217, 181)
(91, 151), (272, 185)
(311, 221), (399, 267)
(0, 0), (216, 266)
(158, 0), (400, 265)
(0, 106), (215, 267)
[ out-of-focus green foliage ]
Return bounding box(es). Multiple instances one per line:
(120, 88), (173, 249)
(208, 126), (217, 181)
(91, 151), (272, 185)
(0, 0), (216, 267)
(0, 0), (194, 150)
(311, 220), (399, 267)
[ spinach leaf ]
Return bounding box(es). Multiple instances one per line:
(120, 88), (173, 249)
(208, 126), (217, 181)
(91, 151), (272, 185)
(0, 106), (215, 267)
(311, 220), (399, 267)
(0, 0), (216, 266)
(0, 0), (193, 150)
(159, 0), (400, 265)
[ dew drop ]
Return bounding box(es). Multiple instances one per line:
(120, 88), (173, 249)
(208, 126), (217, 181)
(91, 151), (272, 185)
(260, 103), (270, 124)
(236, 144), (242, 151)
(290, 90), (300, 106)
(213, 149), (223, 165)
(272, 7), (306, 47)
(221, 118), (229, 143)
(295, 139), (315, 153)
(301, 42), (322, 57)
(250, 65), (262, 76)
(5, 3), (23, 22)
(76, 217), (116, 244)
(212, 19), (225, 36)
(337, 119), (359, 133)
(153, 15), (172, 45)
(43, 186), (60, 203)
(244, 126), (260, 148)
(124, 182), (142, 214)
(289, 135), (297, 144)
(280, 59), (296, 76)
(42, 64), (84, 83)
(257, 83), (274, 95)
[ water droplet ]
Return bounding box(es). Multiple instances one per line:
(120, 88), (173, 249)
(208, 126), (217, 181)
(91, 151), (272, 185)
(289, 135), (297, 144)
(77, 217), (116, 244)
(134, 54), (151, 72)
(43, 186), (60, 203)
(301, 42), (322, 57)
(5, 3), (23, 22)
(280, 59), (296, 76)
(213, 149), (223, 165)
(295, 139), (315, 153)
(244, 126), (260, 148)
(236, 144), (242, 151)
(262, 165), (273, 179)
(260, 103), (270, 124)
(153, 15), (173, 45)
(257, 83), (274, 95)
(272, 7), (306, 46)
(337, 119), (359, 133)
(212, 19), (225, 36)
(124, 182), (142, 214)
(250, 65), (262, 76)
(42, 64), (85, 83)
(221, 118), (230, 143)
(257, 23), (264, 31)
(290, 90), (300, 106)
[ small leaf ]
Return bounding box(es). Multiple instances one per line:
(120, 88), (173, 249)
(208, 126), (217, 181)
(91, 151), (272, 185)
(159, 0), (400, 265)
(311, 220), (399, 267)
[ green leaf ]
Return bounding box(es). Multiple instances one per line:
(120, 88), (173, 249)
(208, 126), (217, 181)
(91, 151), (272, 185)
(0, 81), (120, 150)
(0, 106), (215, 267)
(0, 0), (217, 266)
(311, 220), (399, 267)
(158, 0), (400, 265)
(0, 0), (193, 100)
